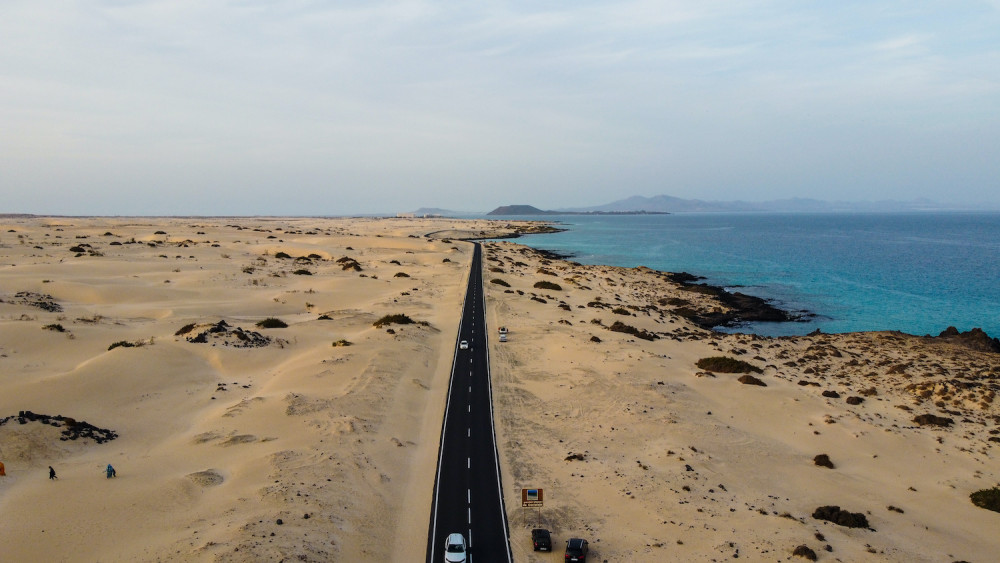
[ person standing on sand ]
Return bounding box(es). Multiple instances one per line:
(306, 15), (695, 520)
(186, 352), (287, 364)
(0, 461), (5, 476)
(49, 466), (57, 480)
(106, 464), (116, 478)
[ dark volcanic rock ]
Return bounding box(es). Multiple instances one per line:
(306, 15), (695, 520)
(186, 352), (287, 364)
(665, 272), (704, 285)
(913, 414), (954, 427)
(186, 320), (271, 348)
(934, 327), (1000, 354)
(12, 291), (63, 312)
(1, 411), (118, 443)
(662, 273), (806, 329)
(813, 454), (835, 469)
(812, 505), (870, 529)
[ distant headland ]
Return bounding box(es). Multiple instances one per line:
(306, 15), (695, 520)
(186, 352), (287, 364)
(486, 204), (668, 216)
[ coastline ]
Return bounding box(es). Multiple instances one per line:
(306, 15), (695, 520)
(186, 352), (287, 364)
(504, 214), (1000, 341)
(479, 237), (999, 562)
(494, 212), (1000, 338)
(0, 216), (996, 562)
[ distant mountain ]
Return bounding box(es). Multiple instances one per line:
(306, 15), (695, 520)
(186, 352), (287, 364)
(558, 195), (988, 213)
(434, 195), (996, 217)
(409, 207), (469, 217)
(485, 204), (670, 216)
(486, 205), (551, 215)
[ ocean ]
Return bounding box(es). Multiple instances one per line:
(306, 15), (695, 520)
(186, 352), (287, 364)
(499, 212), (1000, 338)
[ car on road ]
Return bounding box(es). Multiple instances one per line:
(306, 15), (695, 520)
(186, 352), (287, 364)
(459, 340), (468, 350)
(444, 532), (467, 562)
(531, 528), (552, 551)
(565, 537), (589, 561)
(498, 333), (507, 342)
(498, 326), (508, 334)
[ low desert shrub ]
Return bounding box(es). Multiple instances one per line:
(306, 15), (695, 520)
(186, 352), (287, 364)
(811, 506), (869, 529)
(533, 280), (562, 291)
(339, 258), (362, 271)
(913, 413), (954, 426)
(108, 340), (144, 351)
(612, 307), (630, 315)
(292, 269), (312, 275)
(394, 272), (410, 278)
(275, 252), (292, 259)
(696, 356), (762, 374)
(738, 374), (767, 386)
(970, 487), (1000, 513)
(813, 454), (835, 469)
(43, 323), (66, 332)
(373, 314), (415, 328)
(256, 318), (288, 329)
(490, 279), (510, 287)
(175, 323), (197, 336)
(608, 321), (658, 341)
(332, 339), (352, 347)
(792, 545), (817, 561)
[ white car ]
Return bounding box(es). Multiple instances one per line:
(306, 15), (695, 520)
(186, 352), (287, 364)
(459, 340), (468, 350)
(444, 532), (467, 563)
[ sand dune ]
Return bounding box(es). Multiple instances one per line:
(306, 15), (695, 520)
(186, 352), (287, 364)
(1, 217), (997, 562)
(0, 217), (486, 561)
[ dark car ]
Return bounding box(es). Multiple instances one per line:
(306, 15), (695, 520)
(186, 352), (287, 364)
(531, 528), (552, 551)
(565, 538), (588, 561)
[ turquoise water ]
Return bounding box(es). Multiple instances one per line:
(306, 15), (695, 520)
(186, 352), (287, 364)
(501, 212), (1000, 337)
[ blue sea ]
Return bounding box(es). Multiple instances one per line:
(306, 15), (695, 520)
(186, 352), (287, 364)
(498, 212), (1000, 338)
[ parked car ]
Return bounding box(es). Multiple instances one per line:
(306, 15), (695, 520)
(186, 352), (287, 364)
(498, 333), (507, 342)
(531, 528), (552, 551)
(565, 538), (588, 561)
(459, 340), (468, 350)
(444, 533), (467, 563)
(498, 326), (508, 334)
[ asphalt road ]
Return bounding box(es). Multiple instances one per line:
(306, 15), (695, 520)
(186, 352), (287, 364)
(427, 242), (513, 563)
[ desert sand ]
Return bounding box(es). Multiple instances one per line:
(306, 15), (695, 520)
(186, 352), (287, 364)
(481, 240), (1000, 562)
(1, 217), (997, 562)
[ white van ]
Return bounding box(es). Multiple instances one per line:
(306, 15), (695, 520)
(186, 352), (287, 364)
(498, 333), (507, 342)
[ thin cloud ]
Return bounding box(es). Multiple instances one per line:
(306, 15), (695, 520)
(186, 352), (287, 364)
(0, 1), (998, 213)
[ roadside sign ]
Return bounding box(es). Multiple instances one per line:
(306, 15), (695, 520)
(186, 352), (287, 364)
(521, 488), (543, 508)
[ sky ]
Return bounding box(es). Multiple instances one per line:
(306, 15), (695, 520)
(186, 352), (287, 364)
(2, 1), (999, 215)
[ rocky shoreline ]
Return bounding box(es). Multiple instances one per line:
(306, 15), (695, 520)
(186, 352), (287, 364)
(505, 248), (810, 332)
(522, 247), (999, 346)
(662, 271), (811, 330)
